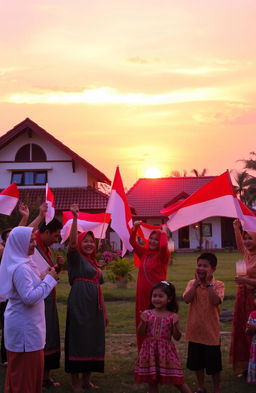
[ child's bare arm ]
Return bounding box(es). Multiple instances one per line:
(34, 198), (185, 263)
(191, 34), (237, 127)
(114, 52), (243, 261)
(206, 285), (222, 305)
(137, 311), (148, 336)
(172, 313), (182, 341)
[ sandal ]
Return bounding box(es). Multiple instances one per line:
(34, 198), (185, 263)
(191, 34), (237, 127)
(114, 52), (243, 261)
(43, 378), (61, 388)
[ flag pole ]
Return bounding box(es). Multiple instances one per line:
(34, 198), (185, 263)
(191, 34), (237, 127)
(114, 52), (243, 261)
(98, 166), (116, 249)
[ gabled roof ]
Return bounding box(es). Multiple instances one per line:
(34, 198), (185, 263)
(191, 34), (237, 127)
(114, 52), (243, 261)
(0, 118), (111, 185)
(16, 186), (108, 211)
(126, 176), (216, 217)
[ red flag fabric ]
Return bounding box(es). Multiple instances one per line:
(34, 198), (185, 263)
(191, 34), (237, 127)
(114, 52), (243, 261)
(161, 170), (256, 232)
(61, 211), (111, 243)
(0, 183), (19, 215)
(45, 183), (55, 225)
(106, 166), (133, 256)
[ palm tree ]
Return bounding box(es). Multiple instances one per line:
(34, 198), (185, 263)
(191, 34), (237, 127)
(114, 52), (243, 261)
(170, 170), (187, 177)
(232, 170), (251, 204)
(235, 153), (256, 207)
(191, 168), (207, 177)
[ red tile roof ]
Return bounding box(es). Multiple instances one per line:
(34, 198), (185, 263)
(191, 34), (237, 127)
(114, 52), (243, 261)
(15, 187), (108, 211)
(0, 118), (111, 185)
(126, 176), (216, 218)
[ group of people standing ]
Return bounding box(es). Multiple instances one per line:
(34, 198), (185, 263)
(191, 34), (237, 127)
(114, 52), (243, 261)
(0, 204), (255, 393)
(0, 203), (106, 393)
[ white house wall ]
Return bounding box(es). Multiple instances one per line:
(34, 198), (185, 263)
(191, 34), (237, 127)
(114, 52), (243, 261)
(0, 132), (88, 188)
(143, 217), (222, 250)
(189, 217), (222, 249)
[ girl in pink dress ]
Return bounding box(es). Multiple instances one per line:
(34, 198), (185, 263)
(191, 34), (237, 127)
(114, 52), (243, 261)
(134, 281), (192, 393)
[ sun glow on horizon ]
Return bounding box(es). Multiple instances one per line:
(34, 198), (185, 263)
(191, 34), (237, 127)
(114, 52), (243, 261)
(144, 167), (162, 178)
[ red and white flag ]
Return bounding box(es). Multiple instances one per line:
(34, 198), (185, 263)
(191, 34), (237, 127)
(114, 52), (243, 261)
(45, 183), (55, 225)
(161, 170), (256, 232)
(0, 183), (19, 215)
(138, 222), (162, 242)
(61, 211), (111, 243)
(106, 166), (133, 256)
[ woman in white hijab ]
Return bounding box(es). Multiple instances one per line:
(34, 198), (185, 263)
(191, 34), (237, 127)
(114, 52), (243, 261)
(0, 226), (58, 393)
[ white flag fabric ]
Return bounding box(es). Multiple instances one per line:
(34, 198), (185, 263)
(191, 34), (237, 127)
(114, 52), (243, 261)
(61, 211), (111, 243)
(0, 183), (19, 216)
(106, 167), (133, 256)
(45, 183), (55, 225)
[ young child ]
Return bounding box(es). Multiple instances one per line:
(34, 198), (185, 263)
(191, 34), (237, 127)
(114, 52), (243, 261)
(134, 281), (192, 393)
(246, 290), (256, 384)
(183, 253), (225, 393)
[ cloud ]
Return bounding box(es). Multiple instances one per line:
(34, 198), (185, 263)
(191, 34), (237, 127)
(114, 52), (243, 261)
(3, 86), (221, 106)
(128, 56), (149, 64)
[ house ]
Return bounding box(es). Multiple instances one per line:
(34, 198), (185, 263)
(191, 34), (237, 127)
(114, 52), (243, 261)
(126, 177), (236, 250)
(0, 118), (110, 214)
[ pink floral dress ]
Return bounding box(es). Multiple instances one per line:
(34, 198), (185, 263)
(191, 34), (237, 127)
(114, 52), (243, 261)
(134, 310), (184, 385)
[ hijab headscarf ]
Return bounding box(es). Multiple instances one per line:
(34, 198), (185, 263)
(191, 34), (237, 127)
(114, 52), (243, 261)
(77, 231), (97, 265)
(0, 226), (33, 301)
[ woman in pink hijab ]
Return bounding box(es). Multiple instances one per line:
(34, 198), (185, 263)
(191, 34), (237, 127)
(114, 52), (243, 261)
(130, 221), (170, 350)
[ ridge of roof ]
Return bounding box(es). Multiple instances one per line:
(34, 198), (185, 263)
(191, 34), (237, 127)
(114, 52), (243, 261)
(127, 175), (216, 194)
(0, 118), (111, 185)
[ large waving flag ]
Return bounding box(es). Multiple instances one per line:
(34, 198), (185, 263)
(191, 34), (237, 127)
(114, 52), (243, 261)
(0, 183), (19, 215)
(45, 183), (55, 225)
(61, 211), (111, 243)
(161, 170), (256, 232)
(106, 166), (133, 256)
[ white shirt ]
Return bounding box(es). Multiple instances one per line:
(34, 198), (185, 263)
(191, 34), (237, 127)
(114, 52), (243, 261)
(4, 262), (57, 352)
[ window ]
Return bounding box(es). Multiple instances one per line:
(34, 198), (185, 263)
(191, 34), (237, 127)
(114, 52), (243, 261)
(11, 171), (47, 185)
(202, 223), (212, 237)
(15, 144), (46, 161)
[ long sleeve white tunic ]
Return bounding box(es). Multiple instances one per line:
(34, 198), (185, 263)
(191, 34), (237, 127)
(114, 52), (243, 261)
(4, 262), (57, 352)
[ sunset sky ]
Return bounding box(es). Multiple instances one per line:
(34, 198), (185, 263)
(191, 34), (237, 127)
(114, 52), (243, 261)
(0, 0), (255, 188)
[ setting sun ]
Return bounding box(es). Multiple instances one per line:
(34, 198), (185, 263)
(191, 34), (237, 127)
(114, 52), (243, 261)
(144, 167), (162, 178)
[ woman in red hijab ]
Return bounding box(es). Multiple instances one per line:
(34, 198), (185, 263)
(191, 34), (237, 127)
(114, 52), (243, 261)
(65, 204), (108, 392)
(130, 221), (170, 350)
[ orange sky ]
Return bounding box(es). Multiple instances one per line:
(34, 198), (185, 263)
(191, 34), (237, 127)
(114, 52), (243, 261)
(0, 0), (255, 188)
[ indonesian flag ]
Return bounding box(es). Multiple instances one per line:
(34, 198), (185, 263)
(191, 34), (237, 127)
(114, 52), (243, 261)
(0, 183), (19, 215)
(106, 166), (133, 256)
(61, 211), (111, 243)
(161, 170), (256, 232)
(138, 222), (162, 242)
(45, 183), (55, 225)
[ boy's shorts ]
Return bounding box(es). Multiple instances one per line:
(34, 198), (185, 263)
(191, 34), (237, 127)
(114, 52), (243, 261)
(186, 341), (222, 375)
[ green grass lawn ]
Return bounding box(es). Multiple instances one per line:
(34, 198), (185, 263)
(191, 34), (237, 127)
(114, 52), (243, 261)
(1, 251), (255, 392)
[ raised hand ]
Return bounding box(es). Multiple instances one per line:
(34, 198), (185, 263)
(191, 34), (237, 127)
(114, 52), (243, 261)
(70, 203), (79, 217)
(133, 220), (142, 229)
(233, 219), (241, 230)
(18, 202), (29, 218)
(194, 270), (201, 287)
(205, 269), (213, 285)
(39, 202), (48, 218)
